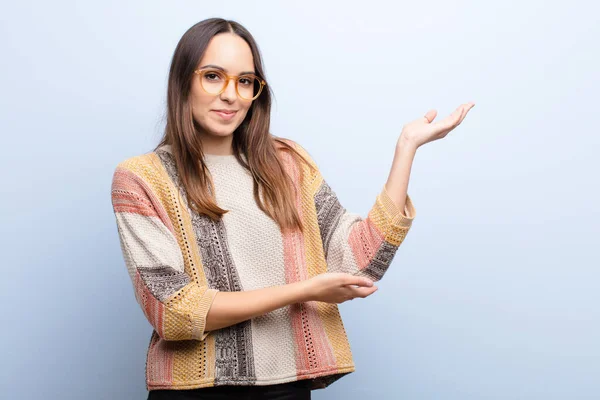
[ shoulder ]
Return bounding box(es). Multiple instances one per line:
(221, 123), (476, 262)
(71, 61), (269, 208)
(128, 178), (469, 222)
(115, 152), (159, 173)
(273, 136), (320, 173)
(113, 144), (172, 178)
(274, 136), (308, 155)
(111, 150), (165, 194)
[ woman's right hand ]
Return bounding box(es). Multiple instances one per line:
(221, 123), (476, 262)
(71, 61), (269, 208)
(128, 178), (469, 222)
(303, 273), (378, 304)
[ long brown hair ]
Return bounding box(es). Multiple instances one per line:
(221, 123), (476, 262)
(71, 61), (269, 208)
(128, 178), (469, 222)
(154, 18), (311, 232)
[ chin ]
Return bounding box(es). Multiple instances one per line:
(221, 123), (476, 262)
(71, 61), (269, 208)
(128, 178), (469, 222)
(206, 124), (237, 137)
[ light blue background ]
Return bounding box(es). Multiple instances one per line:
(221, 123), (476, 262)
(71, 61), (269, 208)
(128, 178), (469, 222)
(2, 1), (598, 399)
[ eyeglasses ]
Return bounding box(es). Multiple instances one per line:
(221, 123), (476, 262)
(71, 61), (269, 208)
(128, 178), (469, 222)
(193, 68), (267, 101)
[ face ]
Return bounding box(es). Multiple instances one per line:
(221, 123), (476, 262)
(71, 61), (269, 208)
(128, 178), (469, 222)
(190, 33), (256, 140)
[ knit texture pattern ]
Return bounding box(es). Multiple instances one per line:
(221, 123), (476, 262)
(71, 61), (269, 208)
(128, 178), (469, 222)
(110, 139), (416, 391)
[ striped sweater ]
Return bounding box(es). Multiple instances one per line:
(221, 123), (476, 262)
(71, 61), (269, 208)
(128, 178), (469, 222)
(110, 139), (416, 391)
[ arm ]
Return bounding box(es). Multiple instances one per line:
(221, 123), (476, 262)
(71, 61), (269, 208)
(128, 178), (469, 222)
(111, 166), (219, 341)
(291, 141), (417, 282)
(386, 103), (475, 210)
(206, 272), (379, 331)
(205, 282), (307, 331)
(383, 136), (418, 216)
(112, 161), (378, 339)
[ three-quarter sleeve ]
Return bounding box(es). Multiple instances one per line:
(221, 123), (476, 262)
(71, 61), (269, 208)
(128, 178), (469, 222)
(111, 166), (218, 341)
(291, 141), (416, 281)
(315, 178), (415, 281)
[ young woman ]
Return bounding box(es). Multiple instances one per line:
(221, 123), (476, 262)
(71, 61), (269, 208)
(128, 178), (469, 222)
(111, 18), (474, 400)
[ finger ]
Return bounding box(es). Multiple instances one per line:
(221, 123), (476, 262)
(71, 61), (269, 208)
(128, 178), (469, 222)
(347, 285), (379, 298)
(457, 102), (475, 124)
(431, 105), (464, 131)
(457, 104), (466, 120)
(430, 102), (475, 134)
(344, 275), (374, 287)
(457, 104), (467, 124)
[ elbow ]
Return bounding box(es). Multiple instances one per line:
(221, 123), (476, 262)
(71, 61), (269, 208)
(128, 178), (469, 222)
(140, 305), (214, 342)
(137, 286), (219, 342)
(154, 319), (212, 342)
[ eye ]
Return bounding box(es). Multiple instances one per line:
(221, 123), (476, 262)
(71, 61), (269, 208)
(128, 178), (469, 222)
(204, 71), (223, 81)
(238, 76), (256, 86)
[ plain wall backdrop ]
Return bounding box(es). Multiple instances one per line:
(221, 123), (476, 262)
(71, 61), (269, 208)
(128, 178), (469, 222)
(1, 1), (598, 399)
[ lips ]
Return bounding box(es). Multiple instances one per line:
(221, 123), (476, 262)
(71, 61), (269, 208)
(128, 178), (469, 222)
(213, 109), (237, 114)
(212, 109), (237, 121)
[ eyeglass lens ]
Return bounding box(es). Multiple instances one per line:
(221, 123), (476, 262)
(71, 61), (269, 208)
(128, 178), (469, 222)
(200, 70), (261, 100)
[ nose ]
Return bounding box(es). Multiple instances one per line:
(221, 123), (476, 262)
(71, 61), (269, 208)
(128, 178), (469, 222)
(220, 77), (237, 102)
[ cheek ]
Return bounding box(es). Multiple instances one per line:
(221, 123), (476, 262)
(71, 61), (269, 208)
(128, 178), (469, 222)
(189, 86), (254, 134)
(236, 105), (252, 122)
(190, 91), (213, 123)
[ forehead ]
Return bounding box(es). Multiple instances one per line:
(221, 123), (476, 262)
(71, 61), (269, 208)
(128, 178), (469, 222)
(199, 33), (255, 74)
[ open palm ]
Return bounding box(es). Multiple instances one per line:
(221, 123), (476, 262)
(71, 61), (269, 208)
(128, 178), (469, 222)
(400, 102), (475, 148)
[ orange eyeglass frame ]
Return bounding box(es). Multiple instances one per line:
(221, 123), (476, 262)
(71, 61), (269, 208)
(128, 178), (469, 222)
(193, 68), (267, 100)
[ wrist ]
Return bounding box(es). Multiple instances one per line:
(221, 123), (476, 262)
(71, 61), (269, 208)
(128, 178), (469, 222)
(293, 279), (313, 303)
(397, 134), (419, 153)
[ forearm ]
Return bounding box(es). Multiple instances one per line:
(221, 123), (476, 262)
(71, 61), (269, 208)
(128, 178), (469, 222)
(205, 280), (310, 332)
(384, 137), (418, 212)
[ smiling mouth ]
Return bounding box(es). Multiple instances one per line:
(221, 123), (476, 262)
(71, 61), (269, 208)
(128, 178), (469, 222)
(213, 110), (237, 120)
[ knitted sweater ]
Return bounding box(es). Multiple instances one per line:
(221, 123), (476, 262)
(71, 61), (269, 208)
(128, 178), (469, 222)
(110, 139), (416, 391)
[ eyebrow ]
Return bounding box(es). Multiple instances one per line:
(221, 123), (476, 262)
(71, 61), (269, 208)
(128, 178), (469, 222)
(199, 64), (256, 76)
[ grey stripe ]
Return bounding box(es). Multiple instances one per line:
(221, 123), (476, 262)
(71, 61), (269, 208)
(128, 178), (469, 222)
(137, 265), (190, 302)
(314, 180), (345, 258)
(314, 179), (400, 281)
(191, 210), (256, 383)
(353, 240), (398, 281)
(156, 149), (256, 384)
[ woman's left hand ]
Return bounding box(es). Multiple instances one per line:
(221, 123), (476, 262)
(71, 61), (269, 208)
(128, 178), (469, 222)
(398, 102), (475, 149)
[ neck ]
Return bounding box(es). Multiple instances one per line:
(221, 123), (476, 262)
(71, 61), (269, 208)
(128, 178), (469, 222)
(199, 131), (235, 155)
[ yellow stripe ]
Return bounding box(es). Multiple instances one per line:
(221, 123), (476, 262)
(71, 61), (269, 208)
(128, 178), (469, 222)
(369, 188), (413, 247)
(119, 154), (216, 386)
(297, 157), (355, 371)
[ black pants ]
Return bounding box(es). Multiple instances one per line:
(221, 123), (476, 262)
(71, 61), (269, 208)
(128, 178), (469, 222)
(147, 380), (311, 400)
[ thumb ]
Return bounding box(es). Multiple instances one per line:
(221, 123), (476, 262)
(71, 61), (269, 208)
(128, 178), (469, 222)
(348, 285), (379, 298)
(423, 109), (437, 123)
(344, 275), (374, 287)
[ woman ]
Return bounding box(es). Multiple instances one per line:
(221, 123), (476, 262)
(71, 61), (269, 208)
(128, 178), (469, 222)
(110, 17), (474, 400)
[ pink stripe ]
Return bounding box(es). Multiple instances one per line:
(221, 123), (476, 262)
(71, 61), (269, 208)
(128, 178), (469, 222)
(112, 167), (176, 234)
(134, 270), (165, 339)
(147, 332), (174, 385)
(113, 167), (174, 385)
(348, 217), (385, 270)
(280, 148), (337, 375)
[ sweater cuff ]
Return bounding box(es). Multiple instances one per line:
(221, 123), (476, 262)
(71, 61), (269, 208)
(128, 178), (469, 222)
(191, 288), (219, 340)
(379, 184), (416, 229)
